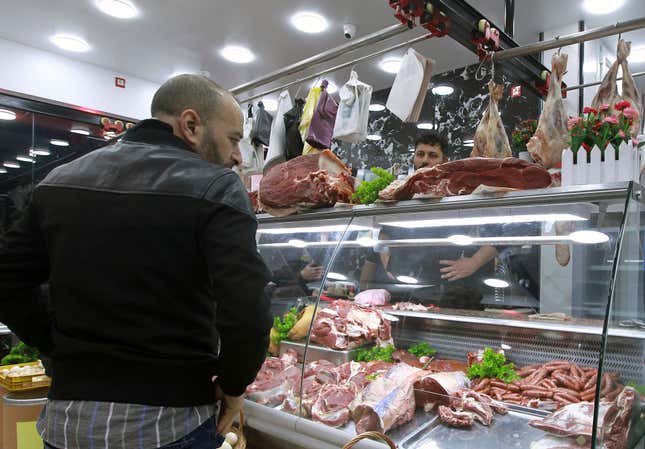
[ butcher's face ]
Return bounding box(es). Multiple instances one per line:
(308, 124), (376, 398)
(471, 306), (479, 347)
(199, 96), (244, 168)
(413, 144), (446, 170)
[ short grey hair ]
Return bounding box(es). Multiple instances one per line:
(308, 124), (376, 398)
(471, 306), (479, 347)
(150, 74), (232, 121)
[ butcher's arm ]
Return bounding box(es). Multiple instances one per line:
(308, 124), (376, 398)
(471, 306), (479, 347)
(199, 176), (272, 396)
(0, 199), (52, 354)
(439, 246), (498, 282)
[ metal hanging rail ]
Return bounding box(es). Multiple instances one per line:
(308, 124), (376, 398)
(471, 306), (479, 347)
(494, 17), (645, 61)
(230, 23), (409, 95)
(563, 71), (645, 92)
(238, 32), (431, 104)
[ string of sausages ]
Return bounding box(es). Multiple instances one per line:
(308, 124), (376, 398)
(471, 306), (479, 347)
(469, 361), (623, 409)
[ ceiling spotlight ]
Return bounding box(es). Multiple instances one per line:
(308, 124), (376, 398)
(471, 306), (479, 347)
(397, 275), (418, 284)
(380, 58), (402, 74)
(484, 278), (510, 288)
(417, 122), (434, 130)
(431, 85), (454, 96)
(16, 155), (35, 163)
(31, 148), (51, 156)
(3, 162), (20, 169)
(582, 0), (625, 14)
(369, 103), (386, 112)
(70, 127), (90, 135)
(366, 134), (382, 141)
(291, 11), (328, 34)
(50, 34), (90, 52)
(569, 230), (609, 244)
(0, 109), (17, 120)
(96, 0), (138, 19)
(261, 98), (279, 112)
(220, 45), (255, 64)
(50, 139), (70, 147)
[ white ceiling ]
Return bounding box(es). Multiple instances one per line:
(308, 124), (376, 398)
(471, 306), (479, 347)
(1, 0), (645, 102)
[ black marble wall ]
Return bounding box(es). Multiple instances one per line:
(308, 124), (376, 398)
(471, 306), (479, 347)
(332, 62), (541, 171)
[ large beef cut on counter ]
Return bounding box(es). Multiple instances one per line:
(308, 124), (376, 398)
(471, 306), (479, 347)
(259, 149), (354, 216)
(378, 157), (552, 201)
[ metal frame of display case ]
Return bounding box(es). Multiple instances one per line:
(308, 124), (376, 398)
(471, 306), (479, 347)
(251, 182), (644, 449)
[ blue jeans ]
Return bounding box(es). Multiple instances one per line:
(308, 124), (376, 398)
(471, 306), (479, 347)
(44, 417), (225, 449)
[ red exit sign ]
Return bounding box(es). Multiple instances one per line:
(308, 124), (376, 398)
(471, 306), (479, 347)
(115, 77), (126, 88)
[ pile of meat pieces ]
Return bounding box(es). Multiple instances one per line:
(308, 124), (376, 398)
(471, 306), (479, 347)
(310, 300), (394, 350)
(470, 360), (625, 410)
(529, 387), (638, 449)
(437, 389), (508, 428)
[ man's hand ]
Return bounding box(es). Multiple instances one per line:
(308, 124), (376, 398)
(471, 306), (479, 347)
(215, 384), (245, 435)
(300, 262), (323, 281)
(439, 256), (480, 282)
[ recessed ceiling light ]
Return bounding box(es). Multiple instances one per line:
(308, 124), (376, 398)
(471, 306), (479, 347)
(569, 230), (609, 244)
(261, 99), (279, 112)
(96, 0), (138, 19)
(70, 127), (90, 135)
(630, 46), (645, 63)
(31, 148), (51, 156)
(417, 122), (434, 130)
(369, 103), (386, 112)
(366, 134), (382, 141)
(50, 34), (90, 53)
(397, 275), (418, 284)
(0, 168), (7, 174)
(0, 109), (16, 120)
(3, 162), (20, 169)
(447, 234), (475, 246)
(220, 45), (255, 64)
(380, 58), (402, 74)
(291, 11), (328, 34)
(484, 278), (510, 288)
(16, 155), (35, 163)
(582, 0), (625, 14)
(50, 139), (69, 147)
(432, 85), (454, 96)
(327, 272), (347, 281)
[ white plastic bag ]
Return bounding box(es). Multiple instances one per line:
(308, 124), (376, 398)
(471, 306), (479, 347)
(265, 90), (293, 168)
(333, 71), (373, 143)
(239, 105), (264, 174)
(386, 48), (434, 122)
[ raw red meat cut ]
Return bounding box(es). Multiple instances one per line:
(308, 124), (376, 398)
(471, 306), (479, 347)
(603, 387), (637, 449)
(311, 384), (356, 427)
(310, 300), (393, 350)
(436, 388), (507, 428)
(378, 157), (552, 201)
(351, 364), (422, 434)
(437, 405), (475, 428)
(528, 401), (619, 439)
(414, 371), (471, 410)
(529, 436), (590, 449)
(258, 149), (354, 216)
(246, 364), (302, 406)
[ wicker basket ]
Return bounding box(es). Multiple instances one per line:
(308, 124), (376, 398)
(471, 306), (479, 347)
(342, 431), (397, 449)
(229, 410), (246, 449)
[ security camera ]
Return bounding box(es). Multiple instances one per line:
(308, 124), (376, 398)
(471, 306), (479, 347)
(343, 24), (357, 39)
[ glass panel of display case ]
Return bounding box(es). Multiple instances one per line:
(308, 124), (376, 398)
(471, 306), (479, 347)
(596, 185), (645, 449)
(254, 215), (353, 416)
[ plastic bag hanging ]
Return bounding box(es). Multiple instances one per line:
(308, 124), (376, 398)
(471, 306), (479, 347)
(386, 48), (434, 122)
(299, 83), (322, 155)
(333, 71), (373, 143)
(250, 101), (273, 147)
(306, 79), (339, 150)
(282, 98), (306, 162)
(239, 104), (263, 173)
(265, 91), (293, 168)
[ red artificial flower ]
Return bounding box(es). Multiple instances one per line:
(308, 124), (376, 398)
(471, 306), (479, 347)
(614, 100), (631, 111)
(582, 142), (591, 152)
(623, 107), (640, 120)
(567, 116), (582, 130)
(632, 138), (639, 146)
(618, 130), (626, 138)
(602, 116), (619, 125)
(592, 121), (602, 130)
(583, 106), (598, 115)
(599, 104), (610, 111)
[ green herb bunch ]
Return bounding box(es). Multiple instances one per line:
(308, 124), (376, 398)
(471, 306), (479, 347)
(352, 167), (395, 205)
(467, 347), (519, 383)
(408, 342), (436, 358)
(271, 307), (298, 345)
(356, 345), (396, 363)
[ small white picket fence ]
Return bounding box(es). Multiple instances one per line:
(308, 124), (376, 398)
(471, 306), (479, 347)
(561, 142), (644, 186)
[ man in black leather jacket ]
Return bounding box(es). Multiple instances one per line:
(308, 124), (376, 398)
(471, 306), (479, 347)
(0, 75), (272, 449)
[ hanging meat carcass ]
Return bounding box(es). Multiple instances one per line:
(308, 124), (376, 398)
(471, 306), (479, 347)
(258, 149), (354, 216)
(470, 80), (513, 159)
(526, 53), (569, 169)
(619, 40), (643, 137)
(591, 40), (627, 113)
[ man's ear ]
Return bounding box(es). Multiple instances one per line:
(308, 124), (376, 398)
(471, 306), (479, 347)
(177, 109), (202, 147)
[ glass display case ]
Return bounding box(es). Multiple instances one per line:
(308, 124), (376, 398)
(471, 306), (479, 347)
(246, 182), (645, 449)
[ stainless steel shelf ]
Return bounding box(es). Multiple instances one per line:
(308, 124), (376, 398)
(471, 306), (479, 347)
(257, 182), (635, 225)
(387, 310), (645, 339)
